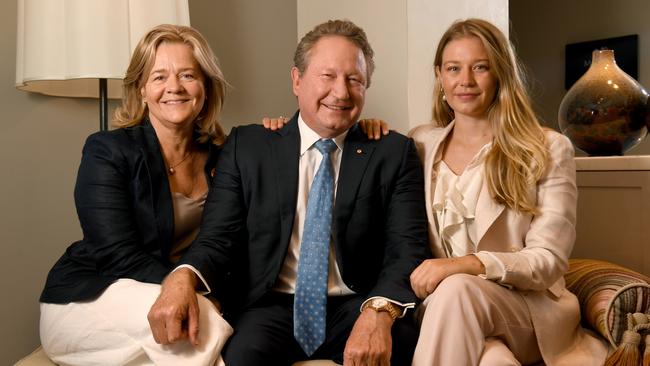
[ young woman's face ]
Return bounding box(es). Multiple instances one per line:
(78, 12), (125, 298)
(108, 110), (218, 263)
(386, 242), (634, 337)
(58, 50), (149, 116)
(437, 36), (497, 120)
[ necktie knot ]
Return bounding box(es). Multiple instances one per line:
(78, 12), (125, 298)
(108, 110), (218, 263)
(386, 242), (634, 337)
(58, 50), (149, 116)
(315, 139), (337, 156)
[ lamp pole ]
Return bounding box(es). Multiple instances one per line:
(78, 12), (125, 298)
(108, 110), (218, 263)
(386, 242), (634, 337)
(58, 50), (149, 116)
(99, 78), (108, 131)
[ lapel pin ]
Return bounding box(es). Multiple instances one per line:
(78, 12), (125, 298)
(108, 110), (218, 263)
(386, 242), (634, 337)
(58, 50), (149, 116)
(356, 149), (363, 154)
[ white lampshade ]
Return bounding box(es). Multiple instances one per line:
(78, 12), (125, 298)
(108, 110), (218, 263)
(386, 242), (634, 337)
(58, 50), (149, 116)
(15, 0), (190, 99)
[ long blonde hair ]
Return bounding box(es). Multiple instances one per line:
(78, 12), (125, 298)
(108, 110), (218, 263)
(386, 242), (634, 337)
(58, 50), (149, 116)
(432, 19), (548, 213)
(113, 24), (227, 145)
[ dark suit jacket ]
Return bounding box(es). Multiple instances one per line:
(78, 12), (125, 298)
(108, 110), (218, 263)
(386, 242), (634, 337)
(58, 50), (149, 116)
(40, 119), (220, 304)
(180, 113), (430, 312)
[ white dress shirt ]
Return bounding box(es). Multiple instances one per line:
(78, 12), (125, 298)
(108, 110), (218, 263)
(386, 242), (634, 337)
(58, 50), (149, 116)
(273, 114), (353, 296)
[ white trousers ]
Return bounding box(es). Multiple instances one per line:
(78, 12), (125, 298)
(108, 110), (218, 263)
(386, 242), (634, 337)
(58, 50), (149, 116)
(40, 279), (233, 366)
(412, 274), (542, 366)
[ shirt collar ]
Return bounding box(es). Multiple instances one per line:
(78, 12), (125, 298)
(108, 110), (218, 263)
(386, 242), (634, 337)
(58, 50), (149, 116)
(298, 113), (348, 155)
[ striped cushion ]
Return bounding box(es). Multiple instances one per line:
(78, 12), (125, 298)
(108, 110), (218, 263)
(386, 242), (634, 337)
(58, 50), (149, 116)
(565, 259), (650, 347)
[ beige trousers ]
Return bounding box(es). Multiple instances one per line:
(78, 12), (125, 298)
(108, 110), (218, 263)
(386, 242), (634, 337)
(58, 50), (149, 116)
(40, 279), (233, 366)
(412, 274), (543, 366)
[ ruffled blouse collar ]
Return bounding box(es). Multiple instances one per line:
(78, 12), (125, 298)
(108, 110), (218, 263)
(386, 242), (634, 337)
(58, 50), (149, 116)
(432, 141), (492, 257)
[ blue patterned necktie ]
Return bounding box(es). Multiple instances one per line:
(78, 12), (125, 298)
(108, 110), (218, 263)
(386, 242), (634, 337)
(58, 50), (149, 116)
(294, 138), (337, 356)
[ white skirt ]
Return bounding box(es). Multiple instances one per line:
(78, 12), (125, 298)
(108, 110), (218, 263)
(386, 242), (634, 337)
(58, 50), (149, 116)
(40, 279), (233, 366)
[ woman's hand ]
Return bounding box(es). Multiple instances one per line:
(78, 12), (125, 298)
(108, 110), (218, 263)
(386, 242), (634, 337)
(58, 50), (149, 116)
(262, 116), (289, 131)
(410, 256), (486, 299)
(359, 118), (390, 140)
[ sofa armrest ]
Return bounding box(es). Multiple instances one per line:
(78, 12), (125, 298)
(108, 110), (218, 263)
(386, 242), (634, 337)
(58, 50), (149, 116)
(565, 258), (650, 347)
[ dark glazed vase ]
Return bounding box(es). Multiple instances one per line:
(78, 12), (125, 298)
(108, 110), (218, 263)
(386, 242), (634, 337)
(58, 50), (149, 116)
(558, 49), (648, 155)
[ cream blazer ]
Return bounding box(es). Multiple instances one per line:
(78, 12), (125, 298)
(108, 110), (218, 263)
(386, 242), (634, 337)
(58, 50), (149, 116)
(409, 122), (607, 366)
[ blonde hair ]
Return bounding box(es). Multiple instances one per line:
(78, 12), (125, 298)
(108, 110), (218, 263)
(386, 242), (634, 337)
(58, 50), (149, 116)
(432, 19), (548, 213)
(113, 24), (227, 145)
(294, 19), (375, 87)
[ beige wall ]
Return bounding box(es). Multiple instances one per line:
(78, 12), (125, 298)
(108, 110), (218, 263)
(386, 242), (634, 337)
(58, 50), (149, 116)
(510, 0), (650, 155)
(1, 1), (296, 364)
(195, 1), (297, 132)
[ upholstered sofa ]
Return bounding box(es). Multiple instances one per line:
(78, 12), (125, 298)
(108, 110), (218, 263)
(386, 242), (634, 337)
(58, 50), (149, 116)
(15, 259), (650, 366)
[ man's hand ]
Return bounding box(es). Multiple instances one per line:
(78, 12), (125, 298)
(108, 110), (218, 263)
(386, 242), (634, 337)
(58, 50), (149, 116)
(147, 267), (201, 346)
(343, 308), (393, 366)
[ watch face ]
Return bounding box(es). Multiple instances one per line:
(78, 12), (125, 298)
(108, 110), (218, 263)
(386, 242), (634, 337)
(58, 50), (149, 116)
(372, 298), (388, 308)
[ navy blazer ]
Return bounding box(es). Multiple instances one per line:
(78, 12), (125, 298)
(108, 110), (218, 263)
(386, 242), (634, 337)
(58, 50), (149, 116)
(180, 113), (430, 312)
(40, 119), (220, 304)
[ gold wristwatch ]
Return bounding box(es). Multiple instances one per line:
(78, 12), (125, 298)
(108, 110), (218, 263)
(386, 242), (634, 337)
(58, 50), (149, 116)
(362, 298), (401, 320)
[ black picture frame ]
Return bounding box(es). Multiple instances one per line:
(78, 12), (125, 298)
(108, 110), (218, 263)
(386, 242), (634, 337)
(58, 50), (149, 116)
(565, 34), (638, 90)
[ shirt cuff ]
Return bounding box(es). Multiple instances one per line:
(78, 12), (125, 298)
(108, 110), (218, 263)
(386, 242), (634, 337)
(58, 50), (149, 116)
(472, 252), (513, 289)
(359, 296), (415, 318)
(173, 264), (211, 295)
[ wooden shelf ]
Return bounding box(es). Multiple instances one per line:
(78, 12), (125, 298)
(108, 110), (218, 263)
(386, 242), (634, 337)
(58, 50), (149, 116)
(573, 156), (650, 275)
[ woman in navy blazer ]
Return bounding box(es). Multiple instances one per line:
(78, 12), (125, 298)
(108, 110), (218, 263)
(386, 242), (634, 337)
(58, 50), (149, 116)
(39, 24), (233, 366)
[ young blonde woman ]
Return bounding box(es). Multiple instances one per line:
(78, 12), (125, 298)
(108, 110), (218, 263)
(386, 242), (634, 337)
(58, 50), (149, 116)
(405, 19), (608, 365)
(270, 18), (607, 364)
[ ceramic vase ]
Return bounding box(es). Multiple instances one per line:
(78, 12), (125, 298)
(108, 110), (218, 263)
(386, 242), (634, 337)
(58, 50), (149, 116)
(558, 49), (648, 155)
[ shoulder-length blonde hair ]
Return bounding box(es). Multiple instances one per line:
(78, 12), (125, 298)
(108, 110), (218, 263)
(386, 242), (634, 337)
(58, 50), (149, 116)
(432, 18), (548, 214)
(113, 24), (227, 145)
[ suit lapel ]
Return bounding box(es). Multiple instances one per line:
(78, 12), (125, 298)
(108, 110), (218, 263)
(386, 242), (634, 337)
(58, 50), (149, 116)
(271, 114), (301, 246)
(334, 125), (375, 221)
(474, 181), (505, 245)
(140, 119), (174, 255)
(424, 123), (453, 247)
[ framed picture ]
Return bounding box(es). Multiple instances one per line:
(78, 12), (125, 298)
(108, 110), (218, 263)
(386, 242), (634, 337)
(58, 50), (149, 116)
(564, 34), (638, 89)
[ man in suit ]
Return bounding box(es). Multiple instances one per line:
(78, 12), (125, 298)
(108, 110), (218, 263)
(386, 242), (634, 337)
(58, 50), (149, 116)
(148, 19), (429, 365)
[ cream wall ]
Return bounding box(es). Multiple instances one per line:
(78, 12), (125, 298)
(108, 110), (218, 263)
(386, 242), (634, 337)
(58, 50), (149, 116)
(510, 0), (650, 155)
(1, 1), (297, 364)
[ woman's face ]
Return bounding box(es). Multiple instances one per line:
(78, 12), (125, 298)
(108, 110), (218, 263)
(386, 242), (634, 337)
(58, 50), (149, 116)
(141, 42), (206, 130)
(437, 36), (497, 121)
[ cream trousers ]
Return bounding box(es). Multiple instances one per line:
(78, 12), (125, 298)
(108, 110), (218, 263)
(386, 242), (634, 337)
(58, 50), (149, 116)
(40, 279), (233, 366)
(412, 274), (542, 366)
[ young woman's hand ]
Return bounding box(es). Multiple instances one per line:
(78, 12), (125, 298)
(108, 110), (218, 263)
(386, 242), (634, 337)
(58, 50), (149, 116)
(410, 255), (486, 299)
(262, 116), (289, 131)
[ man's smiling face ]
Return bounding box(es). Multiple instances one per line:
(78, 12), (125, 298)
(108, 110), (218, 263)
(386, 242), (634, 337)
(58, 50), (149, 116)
(291, 35), (367, 138)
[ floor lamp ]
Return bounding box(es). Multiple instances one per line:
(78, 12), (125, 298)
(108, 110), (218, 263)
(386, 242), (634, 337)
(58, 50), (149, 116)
(15, 0), (190, 131)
